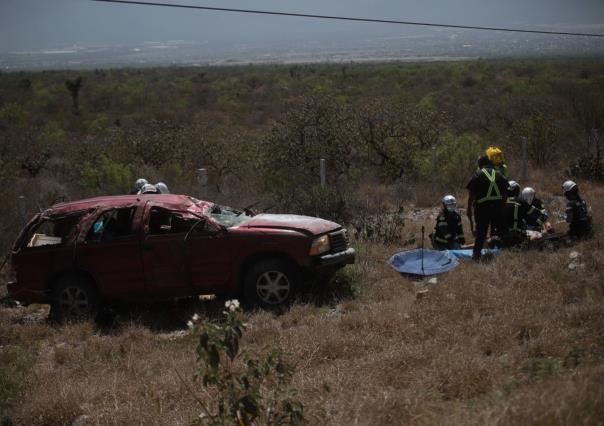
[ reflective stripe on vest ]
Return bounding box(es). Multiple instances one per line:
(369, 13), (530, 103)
(477, 169), (502, 204)
(512, 202), (520, 231)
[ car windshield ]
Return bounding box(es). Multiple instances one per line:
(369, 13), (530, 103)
(209, 204), (253, 228)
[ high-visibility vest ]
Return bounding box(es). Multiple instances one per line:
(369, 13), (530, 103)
(477, 169), (503, 204)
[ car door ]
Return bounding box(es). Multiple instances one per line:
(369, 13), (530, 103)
(140, 206), (190, 297)
(75, 206), (145, 299)
(184, 218), (234, 292)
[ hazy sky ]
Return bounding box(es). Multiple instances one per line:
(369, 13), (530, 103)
(1, 0), (603, 51)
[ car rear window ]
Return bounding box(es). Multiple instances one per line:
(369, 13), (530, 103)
(24, 215), (81, 249)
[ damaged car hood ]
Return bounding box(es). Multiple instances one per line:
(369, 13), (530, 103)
(239, 214), (341, 235)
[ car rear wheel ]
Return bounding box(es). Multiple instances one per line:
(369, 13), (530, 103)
(50, 275), (99, 323)
(243, 259), (300, 309)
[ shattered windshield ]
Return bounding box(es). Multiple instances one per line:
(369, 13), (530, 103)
(209, 204), (253, 228)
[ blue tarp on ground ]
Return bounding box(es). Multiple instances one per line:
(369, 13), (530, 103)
(445, 248), (502, 260)
(388, 249), (459, 276)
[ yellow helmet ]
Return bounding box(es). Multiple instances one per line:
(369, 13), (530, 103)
(486, 147), (505, 166)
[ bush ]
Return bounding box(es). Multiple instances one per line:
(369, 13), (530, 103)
(191, 301), (304, 425)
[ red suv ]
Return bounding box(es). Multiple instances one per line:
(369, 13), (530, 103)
(8, 194), (355, 321)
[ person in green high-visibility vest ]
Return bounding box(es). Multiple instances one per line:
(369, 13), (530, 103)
(466, 156), (509, 260)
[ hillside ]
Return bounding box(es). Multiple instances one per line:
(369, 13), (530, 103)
(1, 59), (604, 424)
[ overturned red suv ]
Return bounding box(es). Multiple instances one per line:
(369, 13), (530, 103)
(8, 194), (355, 321)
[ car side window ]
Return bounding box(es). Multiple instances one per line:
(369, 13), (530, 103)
(25, 215), (81, 249)
(148, 207), (211, 235)
(87, 207), (136, 242)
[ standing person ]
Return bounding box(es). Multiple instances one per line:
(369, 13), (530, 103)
(155, 182), (170, 194)
(467, 156), (509, 260)
(431, 195), (466, 250)
(486, 146), (509, 178)
(563, 180), (593, 239)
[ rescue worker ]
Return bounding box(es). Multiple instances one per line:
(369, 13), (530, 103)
(130, 178), (148, 195)
(138, 183), (159, 194)
(155, 182), (170, 194)
(521, 187), (549, 231)
(563, 180), (593, 239)
(486, 146), (509, 178)
(507, 180), (520, 199)
(431, 195), (466, 250)
(501, 190), (532, 247)
(467, 156), (509, 260)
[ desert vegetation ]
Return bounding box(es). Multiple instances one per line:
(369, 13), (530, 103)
(1, 59), (604, 424)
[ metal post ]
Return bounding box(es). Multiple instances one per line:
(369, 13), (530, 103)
(593, 128), (600, 162)
(197, 168), (208, 199)
(431, 146), (437, 195)
(521, 136), (528, 183)
(17, 195), (27, 225)
(320, 158), (326, 187)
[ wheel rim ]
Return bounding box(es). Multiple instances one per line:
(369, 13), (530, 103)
(256, 270), (291, 305)
(59, 286), (90, 319)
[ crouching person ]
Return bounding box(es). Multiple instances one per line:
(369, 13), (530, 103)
(501, 191), (532, 248)
(563, 180), (593, 239)
(431, 195), (466, 250)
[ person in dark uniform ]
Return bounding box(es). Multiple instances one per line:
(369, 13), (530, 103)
(466, 156), (509, 260)
(501, 193), (532, 247)
(520, 187), (549, 231)
(563, 180), (592, 239)
(506, 180), (520, 200)
(431, 195), (466, 250)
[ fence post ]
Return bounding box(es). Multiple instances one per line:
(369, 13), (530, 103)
(320, 158), (326, 188)
(197, 168), (208, 199)
(593, 128), (600, 162)
(521, 136), (528, 183)
(431, 146), (437, 195)
(17, 195), (28, 225)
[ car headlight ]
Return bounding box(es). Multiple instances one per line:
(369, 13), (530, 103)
(309, 234), (330, 256)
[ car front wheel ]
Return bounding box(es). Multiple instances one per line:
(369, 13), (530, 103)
(243, 259), (300, 309)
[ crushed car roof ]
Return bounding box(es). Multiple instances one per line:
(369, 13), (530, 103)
(47, 194), (211, 215)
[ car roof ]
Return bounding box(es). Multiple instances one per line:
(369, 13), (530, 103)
(46, 194), (211, 216)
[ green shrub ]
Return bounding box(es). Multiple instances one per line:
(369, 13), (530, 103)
(192, 301), (304, 425)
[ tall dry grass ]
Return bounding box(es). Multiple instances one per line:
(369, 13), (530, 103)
(0, 184), (603, 425)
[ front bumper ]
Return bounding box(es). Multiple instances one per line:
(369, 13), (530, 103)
(317, 248), (356, 267)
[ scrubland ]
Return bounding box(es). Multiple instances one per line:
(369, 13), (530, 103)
(1, 59), (604, 424)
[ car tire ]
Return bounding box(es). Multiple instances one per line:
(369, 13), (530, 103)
(243, 259), (300, 309)
(50, 275), (100, 323)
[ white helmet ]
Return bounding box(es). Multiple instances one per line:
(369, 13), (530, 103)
(562, 180), (577, 194)
(442, 195), (457, 212)
(139, 183), (159, 194)
(155, 182), (170, 194)
(520, 187), (535, 205)
(135, 178), (148, 191)
(508, 180), (520, 196)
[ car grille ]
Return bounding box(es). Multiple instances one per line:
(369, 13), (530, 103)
(328, 229), (348, 253)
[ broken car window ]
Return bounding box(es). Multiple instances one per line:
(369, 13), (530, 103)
(87, 207), (136, 242)
(148, 207), (208, 235)
(209, 204), (252, 228)
(25, 215), (81, 248)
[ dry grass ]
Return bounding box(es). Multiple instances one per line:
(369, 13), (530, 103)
(1, 184), (603, 425)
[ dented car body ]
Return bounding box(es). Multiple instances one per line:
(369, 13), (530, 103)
(8, 194), (355, 320)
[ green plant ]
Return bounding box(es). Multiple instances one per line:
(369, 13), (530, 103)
(192, 301), (304, 425)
